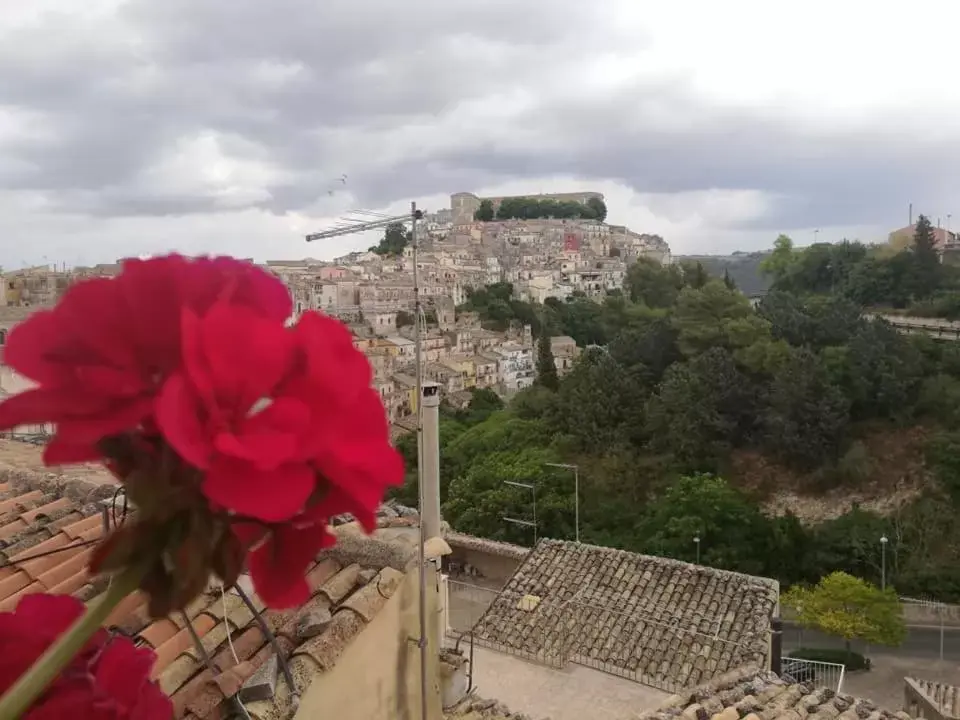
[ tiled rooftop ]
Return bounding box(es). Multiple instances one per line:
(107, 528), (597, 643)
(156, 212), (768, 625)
(0, 470), (419, 719)
(471, 540), (779, 692)
(0, 438), (116, 484)
(639, 665), (913, 720)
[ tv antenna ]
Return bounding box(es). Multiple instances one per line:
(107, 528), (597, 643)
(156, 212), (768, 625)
(304, 202), (430, 720)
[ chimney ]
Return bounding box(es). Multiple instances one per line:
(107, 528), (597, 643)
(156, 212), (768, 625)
(420, 382), (442, 540)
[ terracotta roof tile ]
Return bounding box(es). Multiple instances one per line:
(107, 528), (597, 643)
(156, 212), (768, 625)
(48, 568), (91, 596)
(0, 518), (28, 541)
(20, 497), (74, 524)
(0, 569), (31, 601)
(37, 547), (92, 588)
(0, 469), (412, 719)
(472, 539), (780, 692)
(0, 579), (43, 612)
(14, 534), (77, 578)
(104, 591), (148, 631)
(60, 513), (103, 540)
(140, 618), (180, 649)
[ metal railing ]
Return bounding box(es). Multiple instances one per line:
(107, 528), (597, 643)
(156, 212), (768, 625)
(781, 657), (845, 693)
(446, 580), (568, 669)
(899, 596), (960, 661)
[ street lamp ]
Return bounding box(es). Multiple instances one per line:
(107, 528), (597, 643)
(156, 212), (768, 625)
(544, 462), (580, 543)
(880, 535), (888, 590)
(693, 535), (701, 564)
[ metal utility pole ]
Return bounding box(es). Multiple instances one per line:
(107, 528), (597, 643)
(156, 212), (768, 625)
(544, 462), (579, 543)
(306, 203), (430, 720)
(503, 479), (537, 545)
(880, 535), (888, 590)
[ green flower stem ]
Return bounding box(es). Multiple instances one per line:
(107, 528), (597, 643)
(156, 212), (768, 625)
(0, 564), (145, 719)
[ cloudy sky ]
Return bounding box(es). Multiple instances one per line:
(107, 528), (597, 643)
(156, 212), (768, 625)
(1, 0), (958, 268)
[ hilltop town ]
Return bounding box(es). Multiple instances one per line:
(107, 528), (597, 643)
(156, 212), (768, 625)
(0, 191), (669, 436)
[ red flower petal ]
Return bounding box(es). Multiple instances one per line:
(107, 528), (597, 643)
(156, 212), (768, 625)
(93, 639), (164, 712)
(1, 311), (67, 385)
(285, 312), (372, 409)
(203, 459), (315, 521)
(155, 373), (213, 470)
(214, 397), (311, 471)
(43, 435), (101, 465)
(191, 302), (295, 416)
(247, 524), (335, 608)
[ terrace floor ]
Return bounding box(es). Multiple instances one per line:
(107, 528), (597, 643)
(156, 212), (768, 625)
(466, 645), (668, 720)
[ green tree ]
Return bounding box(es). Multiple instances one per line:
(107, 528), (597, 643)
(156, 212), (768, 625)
(760, 234), (797, 281)
(782, 572), (906, 656)
(549, 348), (644, 450)
(370, 222), (411, 256)
(637, 474), (773, 575)
(536, 335), (559, 390)
(624, 258), (684, 308)
(672, 280), (770, 357)
(680, 261), (709, 289)
(911, 215), (941, 299)
(396, 310), (414, 328)
(645, 348), (755, 470)
(761, 348), (850, 469)
(474, 199), (495, 221)
(586, 197), (608, 222)
(443, 445), (572, 543)
(723, 269), (737, 291)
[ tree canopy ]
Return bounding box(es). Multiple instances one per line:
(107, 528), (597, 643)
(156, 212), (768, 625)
(389, 236), (960, 602)
(369, 222), (411, 256)
(473, 196), (608, 222)
(782, 572), (906, 651)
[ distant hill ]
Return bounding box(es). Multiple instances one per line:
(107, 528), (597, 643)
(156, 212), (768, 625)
(678, 252), (772, 296)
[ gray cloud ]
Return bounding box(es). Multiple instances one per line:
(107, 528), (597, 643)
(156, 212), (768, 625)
(0, 0), (956, 261)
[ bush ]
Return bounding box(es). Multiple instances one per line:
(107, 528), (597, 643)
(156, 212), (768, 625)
(787, 647), (871, 671)
(835, 441), (873, 484)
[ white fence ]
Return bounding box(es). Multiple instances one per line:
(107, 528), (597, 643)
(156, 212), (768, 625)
(782, 657), (845, 693)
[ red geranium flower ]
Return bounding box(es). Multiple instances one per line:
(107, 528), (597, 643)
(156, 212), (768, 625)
(156, 306), (403, 606)
(0, 255), (291, 466)
(157, 306), (402, 524)
(0, 594), (171, 719)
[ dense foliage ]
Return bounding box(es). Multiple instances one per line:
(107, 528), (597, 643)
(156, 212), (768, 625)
(369, 222), (411, 256)
(783, 572), (906, 652)
(474, 196), (608, 222)
(391, 224), (960, 600)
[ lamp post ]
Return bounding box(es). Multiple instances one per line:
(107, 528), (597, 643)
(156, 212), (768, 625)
(693, 535), (701, 564)
(544, 462), (580, 543)
(880, 535), (888, 590)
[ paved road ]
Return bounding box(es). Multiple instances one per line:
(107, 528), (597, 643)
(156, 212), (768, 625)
(783, 622), (960, 662)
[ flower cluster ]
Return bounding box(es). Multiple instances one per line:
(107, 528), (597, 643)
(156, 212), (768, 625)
(0, 594), (171, 719)
(0, 254), (403, 609)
